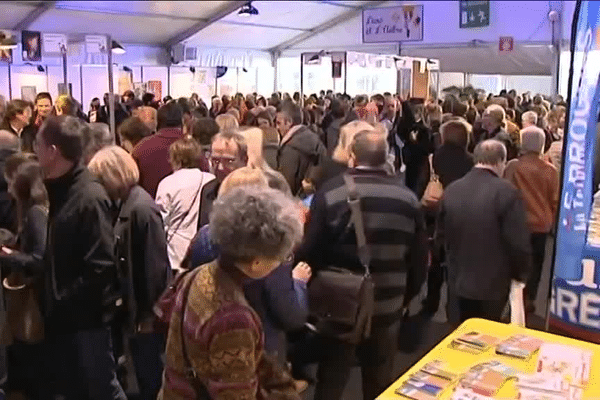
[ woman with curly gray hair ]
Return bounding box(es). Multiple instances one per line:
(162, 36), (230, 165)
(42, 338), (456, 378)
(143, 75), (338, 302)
(159, 186), (303, 400)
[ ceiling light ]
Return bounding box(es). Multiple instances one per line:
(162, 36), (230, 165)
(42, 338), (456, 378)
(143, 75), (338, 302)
(238, 2), (259, 17)
(111, 40), (125, 54)
(0, 32), (17, 50)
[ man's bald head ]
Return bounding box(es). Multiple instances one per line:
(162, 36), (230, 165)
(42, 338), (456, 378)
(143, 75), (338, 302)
(0, 130), (19, 151)
(350, 130), (389, 168)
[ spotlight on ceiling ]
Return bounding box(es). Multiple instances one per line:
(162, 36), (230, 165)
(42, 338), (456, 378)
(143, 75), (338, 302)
(37, 65), (45, 72)
(190, 66), (196, 73)
(0, 32), (17, 50)
(111, 40), (125, 54)
(238, 2), (259, 17)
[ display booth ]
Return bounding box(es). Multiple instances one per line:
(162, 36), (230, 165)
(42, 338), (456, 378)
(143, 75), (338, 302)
(295, 51), (440, 99)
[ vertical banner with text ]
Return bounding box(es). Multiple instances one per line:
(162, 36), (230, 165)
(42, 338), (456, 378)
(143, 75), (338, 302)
(550, 0), (600, 343)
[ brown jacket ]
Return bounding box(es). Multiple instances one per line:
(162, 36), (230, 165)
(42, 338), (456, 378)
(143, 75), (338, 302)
(504, 154), (559, 233)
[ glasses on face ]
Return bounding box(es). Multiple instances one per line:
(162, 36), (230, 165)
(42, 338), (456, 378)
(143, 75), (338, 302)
(209, 155), (238, 168)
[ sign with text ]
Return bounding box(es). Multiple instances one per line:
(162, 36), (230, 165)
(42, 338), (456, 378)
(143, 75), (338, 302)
(550, 0), (600, 344)
(362, 5), (423, 43)
(499, 36), (514, 52)
(459, 0), (490, 28)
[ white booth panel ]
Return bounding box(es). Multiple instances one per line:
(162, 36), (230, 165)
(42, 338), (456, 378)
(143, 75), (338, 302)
(439, 73), (465, 91)
(505, 76), (552, 96)
(10, 66), (48, 102)
(468, 75), (503, 95)
(277, 57), (300, 94)
(217, 67), (237, 97)
(256, 66), (274, 97)
(170, 66), (193, 99)
(0, 65), (9, 100)
(46, 66), (64, 101)
(238, 68), (257, 98)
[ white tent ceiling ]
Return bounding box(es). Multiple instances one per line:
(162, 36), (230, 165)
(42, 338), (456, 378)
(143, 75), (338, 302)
(1, 1), (567, 75)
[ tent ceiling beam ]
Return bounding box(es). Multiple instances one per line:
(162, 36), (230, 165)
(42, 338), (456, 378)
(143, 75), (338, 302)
(218, 20), (310, 32)
(164, 1), (247, 48)
(52, 3), (202, 22)
(316, 1), (363, 9)
(13, 1), (56, 31)
(269, 0), (387, 53)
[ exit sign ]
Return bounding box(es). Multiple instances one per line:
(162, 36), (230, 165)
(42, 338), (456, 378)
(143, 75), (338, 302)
(460, 0), (490, 28)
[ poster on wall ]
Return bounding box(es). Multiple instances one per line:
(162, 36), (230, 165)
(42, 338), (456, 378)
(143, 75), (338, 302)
(362, 5), (423, 43)
(549, 0), (600, 343)
(22, 30), (41, 62)
(147, 81), (162, 102)
(0, 48), (12, 63)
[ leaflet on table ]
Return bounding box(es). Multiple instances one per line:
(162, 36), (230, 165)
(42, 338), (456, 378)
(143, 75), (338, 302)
(458, 361), (517, 397)
(395, 360), (457, 399)
(537, 343), (592, 386)
(449, 332), (499, 354)
(495, 334), (544, 360)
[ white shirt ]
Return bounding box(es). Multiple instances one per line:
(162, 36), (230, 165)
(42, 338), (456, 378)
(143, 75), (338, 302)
(155, 168), (215, 272)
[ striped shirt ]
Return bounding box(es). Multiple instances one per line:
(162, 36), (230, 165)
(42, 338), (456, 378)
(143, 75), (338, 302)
(297, 168), (428, 326)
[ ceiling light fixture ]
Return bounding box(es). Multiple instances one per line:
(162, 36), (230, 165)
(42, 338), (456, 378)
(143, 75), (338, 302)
(238, 2), (259, 17)
(0, 32), (17, 50)
(111, 40), (125, 54)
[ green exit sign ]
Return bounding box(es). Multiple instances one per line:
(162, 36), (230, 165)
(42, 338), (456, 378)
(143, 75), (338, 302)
(460, 0), (490, 28)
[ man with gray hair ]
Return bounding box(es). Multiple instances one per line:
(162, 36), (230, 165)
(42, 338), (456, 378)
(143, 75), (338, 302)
(505, 126), (559, 311)
(521, 110), (538, 128)
(298, 130), (428, 400)
(436, 139), (531, 323)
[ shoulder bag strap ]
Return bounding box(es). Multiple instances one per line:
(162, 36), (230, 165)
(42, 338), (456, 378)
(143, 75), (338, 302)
(428, 154), (435, 180)
(343, 174), (371, 276)
(167, 174), (205, 245)
(179, 268), (210, 399)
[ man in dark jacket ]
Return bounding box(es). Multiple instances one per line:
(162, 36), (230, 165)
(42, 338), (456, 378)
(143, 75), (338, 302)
(297, 131), (428, 400)
(132, 102), (184, 198)
(436, 139), (531, 323)
(481, 104), (518, 160)
(0, 99), (36, 152)
(35, 116), (126, 399)
(0, 131), (18, 232)
(276, 101), (326, 196)
(197, 131), (248, 228)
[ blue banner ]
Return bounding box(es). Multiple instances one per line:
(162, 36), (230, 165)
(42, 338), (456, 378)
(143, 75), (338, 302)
(550, 0), (600, 343)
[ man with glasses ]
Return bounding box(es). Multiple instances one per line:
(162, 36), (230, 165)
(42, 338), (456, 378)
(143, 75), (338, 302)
(197, 130), (248, 228)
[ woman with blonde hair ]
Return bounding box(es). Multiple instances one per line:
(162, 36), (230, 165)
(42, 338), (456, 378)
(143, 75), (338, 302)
(155, 137), (215, 272)
(240, 127), (292, 196)
(215, 113), (239, 132)
(88, 146), (170, 400)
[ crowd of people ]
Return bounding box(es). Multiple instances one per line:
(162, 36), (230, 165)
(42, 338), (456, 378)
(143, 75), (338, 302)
(0, 84), (566, 400)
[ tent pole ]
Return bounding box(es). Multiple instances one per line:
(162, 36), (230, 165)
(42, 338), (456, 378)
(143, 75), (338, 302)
(107, 34), (116, 139)
(7, 64), (12, 100)
(300, 53), (304, 107)
(343, 52), (347, 95)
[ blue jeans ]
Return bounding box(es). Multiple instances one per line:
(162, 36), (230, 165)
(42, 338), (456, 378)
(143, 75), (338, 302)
(44, 327), (126, 400)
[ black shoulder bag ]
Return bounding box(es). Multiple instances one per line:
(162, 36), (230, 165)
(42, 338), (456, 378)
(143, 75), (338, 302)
(307, 174), (375, 344)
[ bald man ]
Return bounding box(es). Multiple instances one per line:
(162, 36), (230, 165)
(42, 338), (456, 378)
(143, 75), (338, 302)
(437, 139), (531, 323)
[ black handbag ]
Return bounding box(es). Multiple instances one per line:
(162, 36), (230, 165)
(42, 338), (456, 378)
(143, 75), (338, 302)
(307, 174), (375, 344)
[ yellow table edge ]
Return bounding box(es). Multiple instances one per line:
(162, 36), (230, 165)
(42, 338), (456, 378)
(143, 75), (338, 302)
(377, 318), (600, 400)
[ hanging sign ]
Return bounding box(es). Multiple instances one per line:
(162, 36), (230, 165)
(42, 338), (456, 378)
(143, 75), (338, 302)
(362, 5), (423, 43)
(85, 35), (107, 54)
(550, 0), (600, 343)
(459, 1), (490, 28)
(42, 33), (67, 56)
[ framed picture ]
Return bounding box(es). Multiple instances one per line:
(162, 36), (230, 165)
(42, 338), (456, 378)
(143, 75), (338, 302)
(22, 30), (42, 62)
(0, 49), (12, 63)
